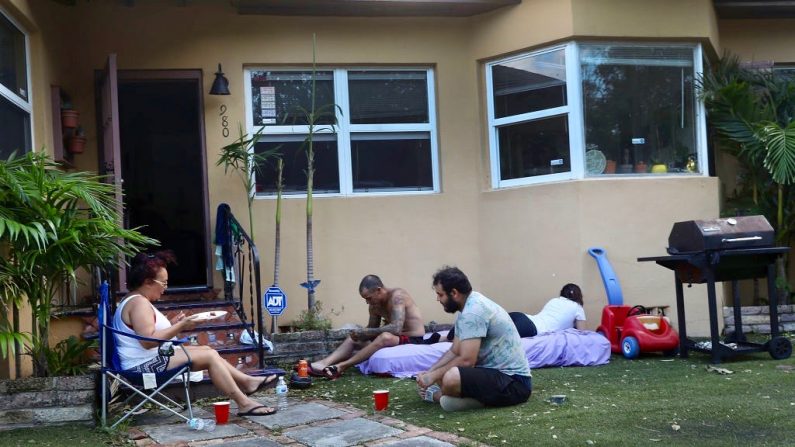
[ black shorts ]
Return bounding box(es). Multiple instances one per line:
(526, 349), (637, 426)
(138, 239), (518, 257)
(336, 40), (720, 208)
(399, 335), (426, 345)
(458, 367), (532, 407)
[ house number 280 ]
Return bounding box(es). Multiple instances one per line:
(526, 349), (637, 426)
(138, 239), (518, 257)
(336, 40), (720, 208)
(219, 105), (229, 138)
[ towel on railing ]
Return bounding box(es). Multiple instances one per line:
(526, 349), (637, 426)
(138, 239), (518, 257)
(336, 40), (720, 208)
(214, 203), (236, 283)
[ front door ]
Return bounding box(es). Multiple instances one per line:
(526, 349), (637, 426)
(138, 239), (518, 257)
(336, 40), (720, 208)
(98, 61), (212, 292)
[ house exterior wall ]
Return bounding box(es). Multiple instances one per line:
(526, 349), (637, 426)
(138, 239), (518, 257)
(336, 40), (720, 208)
(4, 0), (725, 340)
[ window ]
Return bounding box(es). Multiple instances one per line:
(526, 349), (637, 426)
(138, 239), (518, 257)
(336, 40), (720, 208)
(0, 10), (31, 160)
(246, 68), (438, 196)
(486, 42), (706, 188)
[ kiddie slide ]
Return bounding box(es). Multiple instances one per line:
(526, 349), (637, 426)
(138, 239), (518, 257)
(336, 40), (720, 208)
(357, 329), (610, 378)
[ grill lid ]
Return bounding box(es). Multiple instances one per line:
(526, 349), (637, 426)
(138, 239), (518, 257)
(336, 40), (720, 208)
(667, 215), (774, 254)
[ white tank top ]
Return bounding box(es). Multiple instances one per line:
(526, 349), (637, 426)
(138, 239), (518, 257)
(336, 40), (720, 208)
(113, 294), (173, 370)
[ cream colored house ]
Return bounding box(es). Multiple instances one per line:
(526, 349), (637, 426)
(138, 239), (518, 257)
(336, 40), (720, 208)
(1, 0), (793, 358)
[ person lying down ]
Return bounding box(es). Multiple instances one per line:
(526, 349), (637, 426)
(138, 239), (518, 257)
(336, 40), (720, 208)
(445, 283), (586, 340)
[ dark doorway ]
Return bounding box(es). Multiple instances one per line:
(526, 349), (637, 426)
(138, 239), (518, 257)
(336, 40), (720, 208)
(117, 73), (211, 290)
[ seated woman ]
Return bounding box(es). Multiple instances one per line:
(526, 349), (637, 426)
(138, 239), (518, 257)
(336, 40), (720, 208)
(519, 283), (586, 337)
(113, 251), (278, 417)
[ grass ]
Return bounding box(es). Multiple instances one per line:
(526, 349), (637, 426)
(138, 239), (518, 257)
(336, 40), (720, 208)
(299, 336), (795, 446)
(0, 424), (130, 446)
(1, 335), (792, 446)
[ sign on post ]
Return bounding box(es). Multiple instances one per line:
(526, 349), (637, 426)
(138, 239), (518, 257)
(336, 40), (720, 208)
(264, 286), (287, 316)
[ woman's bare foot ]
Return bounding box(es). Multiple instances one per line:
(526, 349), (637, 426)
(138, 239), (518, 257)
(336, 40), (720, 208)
(244, 374), (278, 395)
(237, 400), (277, 417)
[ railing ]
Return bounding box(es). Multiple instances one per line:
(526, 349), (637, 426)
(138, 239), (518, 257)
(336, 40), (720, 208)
(217, 205), (267, 369)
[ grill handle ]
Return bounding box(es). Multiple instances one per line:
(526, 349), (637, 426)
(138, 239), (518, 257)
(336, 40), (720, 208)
(721, 236), (763, 243)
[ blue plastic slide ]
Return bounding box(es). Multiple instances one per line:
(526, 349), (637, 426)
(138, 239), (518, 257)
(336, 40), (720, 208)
(588, 247), (624, 305)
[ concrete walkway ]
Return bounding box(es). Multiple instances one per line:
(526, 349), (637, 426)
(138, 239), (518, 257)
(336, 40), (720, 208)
(126, 396), (484, 447)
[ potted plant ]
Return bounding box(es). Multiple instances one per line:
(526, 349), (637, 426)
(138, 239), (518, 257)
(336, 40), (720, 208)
(67, 126), (86, 154)
(0, 153), (155, 376)
(60, 93), (78, 129)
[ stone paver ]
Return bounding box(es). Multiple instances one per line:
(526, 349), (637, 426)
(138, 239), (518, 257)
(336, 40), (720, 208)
(377, 436), (456, 447)
(285, 418), (402, 447)
(128, 398), (481, 446)
(132, 406), (211, 426)
(139, 421), (249, 444)
(245, 401), (345, 429)
(216, 436), (283, 447)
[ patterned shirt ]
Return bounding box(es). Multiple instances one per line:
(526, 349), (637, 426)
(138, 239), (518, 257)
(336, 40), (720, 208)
(454, 291), (531, 377)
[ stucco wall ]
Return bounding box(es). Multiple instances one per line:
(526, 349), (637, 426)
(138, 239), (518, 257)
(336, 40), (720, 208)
(6, 1), (724, 337)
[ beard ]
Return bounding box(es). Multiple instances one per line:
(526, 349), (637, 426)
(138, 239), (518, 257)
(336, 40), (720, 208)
(442, 294), (459, 314)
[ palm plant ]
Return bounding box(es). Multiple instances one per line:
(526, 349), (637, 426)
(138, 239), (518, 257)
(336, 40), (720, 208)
(0, 152), (155, 376)
(699, 55), (795, 303)
(217, 124), (279, 242)
(298, 34), (340, 312)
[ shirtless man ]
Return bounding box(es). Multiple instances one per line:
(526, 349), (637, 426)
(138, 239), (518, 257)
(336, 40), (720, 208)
(311, 274), (426, 380)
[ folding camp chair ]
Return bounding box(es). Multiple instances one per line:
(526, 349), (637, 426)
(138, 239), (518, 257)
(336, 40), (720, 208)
(98, 281), (195, 428)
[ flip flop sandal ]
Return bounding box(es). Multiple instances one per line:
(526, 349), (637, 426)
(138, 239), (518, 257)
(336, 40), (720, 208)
(322, 365), (342, 380)
(238, 405), (277, 417)
(247, 374), (279, 395)
(308, 365), (326, 377)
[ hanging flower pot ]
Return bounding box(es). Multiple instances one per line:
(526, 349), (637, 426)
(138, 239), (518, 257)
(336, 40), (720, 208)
(61, 109), (79, 129)
(67, 127), (87, 154)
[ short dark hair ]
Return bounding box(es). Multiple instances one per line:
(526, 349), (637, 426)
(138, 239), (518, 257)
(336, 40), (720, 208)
(560, 283), (583, 306)
(432, 266), (472, 296)
(127, 250), (177, 290)
(359, 274), (384, 293)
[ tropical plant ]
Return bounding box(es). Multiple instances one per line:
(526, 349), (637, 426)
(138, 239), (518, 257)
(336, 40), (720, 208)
(699, 54), (795, 303)
(217, 124), (280, 242)
(298, 34), (340, 313)
(27, 335), (96, 376)
(0, 152), (155, 376)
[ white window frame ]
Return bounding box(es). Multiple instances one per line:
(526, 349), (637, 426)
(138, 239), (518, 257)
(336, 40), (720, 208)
(486, 41), (707, 189)
(0, 6), (33, 156)
(243, 67), (439, 198)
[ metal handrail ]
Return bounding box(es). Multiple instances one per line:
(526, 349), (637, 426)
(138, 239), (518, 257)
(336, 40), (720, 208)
(221, 211), (266, 369)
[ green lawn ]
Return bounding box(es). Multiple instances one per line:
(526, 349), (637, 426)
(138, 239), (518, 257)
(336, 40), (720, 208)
(1, 336), (792, 446)
(300, 341), (795, 446)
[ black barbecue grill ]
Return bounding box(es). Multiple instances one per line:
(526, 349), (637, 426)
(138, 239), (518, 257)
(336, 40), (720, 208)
(638, 216), (792, 363)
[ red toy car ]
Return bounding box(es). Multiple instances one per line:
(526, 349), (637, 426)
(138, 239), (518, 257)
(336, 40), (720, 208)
(596, 305), (679, 359)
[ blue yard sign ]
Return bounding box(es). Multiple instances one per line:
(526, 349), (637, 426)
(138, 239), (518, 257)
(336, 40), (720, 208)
(264, 286), (287, 316)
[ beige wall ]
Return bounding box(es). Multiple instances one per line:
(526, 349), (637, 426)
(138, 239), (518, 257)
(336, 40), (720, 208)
(5, 0), (726, 341)
(719, 19), (795, 63)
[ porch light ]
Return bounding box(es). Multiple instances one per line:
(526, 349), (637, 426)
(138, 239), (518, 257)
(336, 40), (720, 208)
(209, 63), (230, 95)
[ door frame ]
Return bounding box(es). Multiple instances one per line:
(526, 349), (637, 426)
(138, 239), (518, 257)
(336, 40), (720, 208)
(119, 69), (213, 291)
(99, 66), (214, 292)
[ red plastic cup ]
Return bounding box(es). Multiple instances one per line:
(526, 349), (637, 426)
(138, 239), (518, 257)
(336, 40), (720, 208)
(373, 389), (389, 412)
(213, 401), (230, 424)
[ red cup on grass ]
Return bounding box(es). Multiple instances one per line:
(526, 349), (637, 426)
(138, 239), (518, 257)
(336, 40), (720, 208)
(213, 401), (230, 424)
(373, 389), (389, 412)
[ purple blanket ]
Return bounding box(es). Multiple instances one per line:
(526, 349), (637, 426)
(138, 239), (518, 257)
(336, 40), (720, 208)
(357, 329), (610, 378)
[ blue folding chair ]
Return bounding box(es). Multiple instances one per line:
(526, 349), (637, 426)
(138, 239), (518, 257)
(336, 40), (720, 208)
(99, 281), (195, 428)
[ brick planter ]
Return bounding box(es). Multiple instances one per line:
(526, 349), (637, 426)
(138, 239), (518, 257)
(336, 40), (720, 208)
(0, 375), (95, 430)
(723, 305), (795, 335)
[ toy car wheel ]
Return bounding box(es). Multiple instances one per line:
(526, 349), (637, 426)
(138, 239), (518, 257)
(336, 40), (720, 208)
(768, 336), (792, 360)
(621, 336), (640, 359)
(663, 347), (679, 357)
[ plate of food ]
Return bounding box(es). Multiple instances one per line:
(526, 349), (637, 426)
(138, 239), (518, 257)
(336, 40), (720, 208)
(191, 310), (228, 321)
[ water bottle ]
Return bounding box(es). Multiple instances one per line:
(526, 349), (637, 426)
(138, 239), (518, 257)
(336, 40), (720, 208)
(187, 417), (216, 432)
(275, 376), (288, 411)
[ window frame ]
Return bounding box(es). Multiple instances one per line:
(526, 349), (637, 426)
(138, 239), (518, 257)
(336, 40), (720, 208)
(485, 41), (707, 189)
(0, 6), (33, 158)
(243, 66), (439, 198)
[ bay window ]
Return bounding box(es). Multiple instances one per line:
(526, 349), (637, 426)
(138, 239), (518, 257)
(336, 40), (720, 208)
(0, 10), (31, 160)
(246, 68), (438, 196)
(487, 42), (706, 188)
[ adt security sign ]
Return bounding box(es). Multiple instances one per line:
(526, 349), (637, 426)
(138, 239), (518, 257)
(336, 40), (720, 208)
(264, 286), (287, 316)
